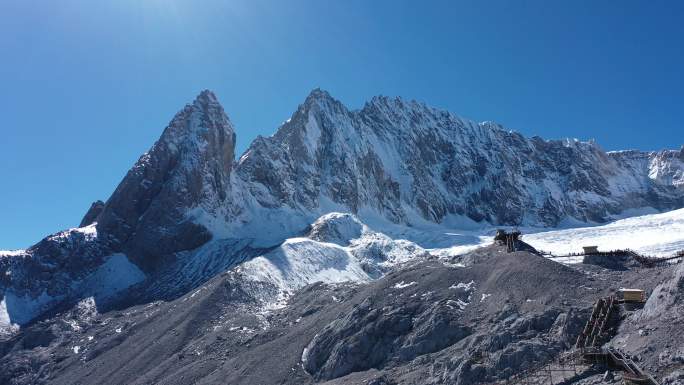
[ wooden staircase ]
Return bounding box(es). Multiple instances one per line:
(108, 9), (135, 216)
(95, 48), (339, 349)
(575, 296), (617, 349)
(494, 350), (590, 385)
(605, 348), (660, 385)
(489, 296), (661, 384)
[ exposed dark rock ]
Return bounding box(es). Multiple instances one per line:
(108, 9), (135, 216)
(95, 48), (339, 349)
(96, 90), (235, 271)
(79, 200), (104, 227)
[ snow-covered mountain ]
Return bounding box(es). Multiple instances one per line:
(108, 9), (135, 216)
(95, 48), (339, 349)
(95, 90), (236, 270)
(96, 89), (684, 268)
(1, 89), (683, 332)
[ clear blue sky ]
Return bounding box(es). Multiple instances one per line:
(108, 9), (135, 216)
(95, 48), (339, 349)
(1, 0), (683, 249)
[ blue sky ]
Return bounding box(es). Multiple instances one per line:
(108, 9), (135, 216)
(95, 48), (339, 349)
(1, 0), (683, 249)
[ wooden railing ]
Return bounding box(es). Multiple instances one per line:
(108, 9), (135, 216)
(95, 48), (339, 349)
(576, 296), (617, 349)
(483, 296), (661, 385)
(538, 248), (684, 267)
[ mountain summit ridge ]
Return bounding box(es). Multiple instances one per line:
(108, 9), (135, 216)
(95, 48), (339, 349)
(85, 89), (684, 270)
(95, 89), (236, 270)
(1, 89), (683, 331)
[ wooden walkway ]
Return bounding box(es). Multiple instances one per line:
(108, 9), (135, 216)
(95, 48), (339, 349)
(491, 348), (660, 385)
(487, 296), (660, 385)
(583, 347), (660, 385)
(494, 350), (591, 385)
(539, 248), (684, 267)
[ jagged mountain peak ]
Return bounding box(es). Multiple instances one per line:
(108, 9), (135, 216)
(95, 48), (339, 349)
(298, 88), (349, 119)
(233, 90), (684, 229)
(300, 89), (468, 137)
(15, 90), (684, 273)
(79, 200), (105, 227)
(359, 93), (482, 139)
(364, 94), (417, 110)
(195, 88), (219, 103)
(159, 89), (235, 150)
(1, 89), (684, 341)
(305, 87), (333, 101)
(95, 91), (237, 270)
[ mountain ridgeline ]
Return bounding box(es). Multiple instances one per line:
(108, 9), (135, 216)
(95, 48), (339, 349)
(0, 89), (683, 329)
(2, 90), (684, 385)
(91, 89), (684, 269)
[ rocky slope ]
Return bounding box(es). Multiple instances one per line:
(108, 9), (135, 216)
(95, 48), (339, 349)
(609, 259), (684, 384)
(2, 238), (681, 385)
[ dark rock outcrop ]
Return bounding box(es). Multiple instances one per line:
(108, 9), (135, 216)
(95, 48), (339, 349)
(96, 90), (236, 271)
(79, 200), (104, 227)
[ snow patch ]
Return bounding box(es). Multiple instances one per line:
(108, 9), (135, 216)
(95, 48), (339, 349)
(392, 281), (417, 289)
(0, 249), (26, 257)
(450, 281), (475, 291)
(308, 212), (365, 246)
(65, 319), (81, 331)
(0, 296), (19, 333)
(74, 223), (98, 237)
(240, 237), (371, 297)
(446, 299), (470, 310)
(77, 253), (146, 302)
(1, 290), (59, 327)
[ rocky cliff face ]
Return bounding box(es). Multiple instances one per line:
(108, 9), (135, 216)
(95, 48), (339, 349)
(78, 200), (104, 228)
(95, 90), (236, 270)
(90, 89), (684, 270)
(1, 91), (236, 330)
(647, 146), (684, 189)
(234, 89), (683, 231)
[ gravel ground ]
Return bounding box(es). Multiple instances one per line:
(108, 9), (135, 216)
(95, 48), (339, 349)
(1, 242), (681, 385)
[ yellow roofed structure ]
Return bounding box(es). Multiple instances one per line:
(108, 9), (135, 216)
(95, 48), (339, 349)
(619, 288), (645, 303)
